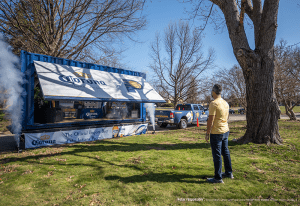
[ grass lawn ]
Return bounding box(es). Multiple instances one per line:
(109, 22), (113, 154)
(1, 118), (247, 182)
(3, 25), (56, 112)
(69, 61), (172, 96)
(0, 120), (299, 205)
(280, 106), (300, 114)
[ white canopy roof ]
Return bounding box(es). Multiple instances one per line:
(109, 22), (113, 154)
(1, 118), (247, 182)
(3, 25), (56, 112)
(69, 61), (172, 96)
(34, 61), (165, 103)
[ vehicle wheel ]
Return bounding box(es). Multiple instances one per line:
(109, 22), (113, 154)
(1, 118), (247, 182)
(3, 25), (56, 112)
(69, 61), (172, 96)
(159, 123), (168, 128)
(178, 119), (187, 129)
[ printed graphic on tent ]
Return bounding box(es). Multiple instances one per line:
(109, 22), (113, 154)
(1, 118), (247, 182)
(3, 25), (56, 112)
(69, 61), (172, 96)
(24, 127), (113, 149)
(34, 61), (165, 103)
(24, 124), (148, 149)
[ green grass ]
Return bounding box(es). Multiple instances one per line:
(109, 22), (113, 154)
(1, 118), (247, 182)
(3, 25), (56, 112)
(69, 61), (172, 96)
(0, 120), (300, 205)
(280, 106), (300, 114)
(0, 109), (5, 121)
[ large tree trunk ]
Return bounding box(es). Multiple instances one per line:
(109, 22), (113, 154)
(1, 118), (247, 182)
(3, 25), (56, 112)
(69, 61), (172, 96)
(236, 49), (283, 144)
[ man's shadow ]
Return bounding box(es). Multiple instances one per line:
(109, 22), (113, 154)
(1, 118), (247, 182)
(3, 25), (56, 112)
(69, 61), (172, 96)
(105, 172), (210, 184)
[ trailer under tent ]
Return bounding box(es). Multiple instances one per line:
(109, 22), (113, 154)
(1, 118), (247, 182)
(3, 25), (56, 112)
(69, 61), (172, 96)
(12, 51), (165, 150)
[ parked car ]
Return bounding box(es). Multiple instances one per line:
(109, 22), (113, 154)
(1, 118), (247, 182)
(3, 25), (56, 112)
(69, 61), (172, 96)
(229, 109), (235, 114)
(238, 108), (245, 114)
(155, 104), (209, 129)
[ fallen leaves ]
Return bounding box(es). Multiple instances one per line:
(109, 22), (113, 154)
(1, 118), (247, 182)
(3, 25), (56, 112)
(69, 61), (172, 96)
(289, 159), (300, 163)
(22, 170), (33, 175)
(80, 184), (87, 189)
(0, 164), (18, 174)
(45, 171), (54, 177)
(127, 156), (144, 164)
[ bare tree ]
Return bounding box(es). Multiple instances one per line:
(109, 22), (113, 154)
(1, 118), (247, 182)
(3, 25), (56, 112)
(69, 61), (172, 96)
(226, 93), (240, 107)
(288, 47), (300, 84)
(185, 76), (201, 103)
(186, 0), (283, 144)
(149, 21), (214, 108)
(274, 41), (300, 120)
(0, 0), (146, 64)
(203, 94), (212, 107)
(216, 65), (246, 109)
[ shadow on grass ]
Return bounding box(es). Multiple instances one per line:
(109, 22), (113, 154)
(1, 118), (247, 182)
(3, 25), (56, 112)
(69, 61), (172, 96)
(105, 172), (209, 184)
(0, 140), (240, 187)
(0, 140), (239, 167)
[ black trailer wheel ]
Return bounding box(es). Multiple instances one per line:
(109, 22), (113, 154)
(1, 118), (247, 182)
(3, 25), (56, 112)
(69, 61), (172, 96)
(178, 119), (187, 129)
(159, 123), (168, 128)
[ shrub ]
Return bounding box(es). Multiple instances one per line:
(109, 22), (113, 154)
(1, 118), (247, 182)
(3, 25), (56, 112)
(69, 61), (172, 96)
(161, 103), (174, 107)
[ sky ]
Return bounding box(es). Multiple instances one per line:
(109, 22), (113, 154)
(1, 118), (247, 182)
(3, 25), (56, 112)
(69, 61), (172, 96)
(120, 0), (300, 80)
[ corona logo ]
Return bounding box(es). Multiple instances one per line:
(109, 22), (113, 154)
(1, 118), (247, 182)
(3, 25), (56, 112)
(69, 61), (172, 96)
(134, 125), (147, 135)
(40, 135), (50, 140)
(128, 81), (142, 89)
(73, 72), (92, 79)
(59, 75), (107, 85)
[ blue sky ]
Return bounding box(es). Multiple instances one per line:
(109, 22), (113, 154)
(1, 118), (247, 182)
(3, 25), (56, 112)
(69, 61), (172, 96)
(121, 1), (300, 79)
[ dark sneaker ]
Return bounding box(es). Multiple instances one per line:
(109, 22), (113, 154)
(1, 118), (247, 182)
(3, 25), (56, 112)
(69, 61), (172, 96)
(206, 178), (224, 183)
(222, 172), (234, 179)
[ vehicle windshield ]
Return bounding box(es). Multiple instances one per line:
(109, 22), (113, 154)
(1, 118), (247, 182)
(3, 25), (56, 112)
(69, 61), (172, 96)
(176, 105), (192, 111)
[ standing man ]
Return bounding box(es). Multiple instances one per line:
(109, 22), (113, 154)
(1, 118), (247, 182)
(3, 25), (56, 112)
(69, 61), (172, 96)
(205, 84), (233, 183)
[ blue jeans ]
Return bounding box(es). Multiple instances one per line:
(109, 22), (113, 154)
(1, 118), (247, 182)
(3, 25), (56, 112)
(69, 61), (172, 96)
(210, 131), (232, 180)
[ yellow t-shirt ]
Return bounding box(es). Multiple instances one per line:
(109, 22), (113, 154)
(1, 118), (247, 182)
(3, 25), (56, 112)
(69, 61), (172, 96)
(209, 97), (229, 134)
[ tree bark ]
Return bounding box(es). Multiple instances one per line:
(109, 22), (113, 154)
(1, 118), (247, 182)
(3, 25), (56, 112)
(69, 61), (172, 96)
(236, 49), (283, 144)
(284, 102), (297, 120)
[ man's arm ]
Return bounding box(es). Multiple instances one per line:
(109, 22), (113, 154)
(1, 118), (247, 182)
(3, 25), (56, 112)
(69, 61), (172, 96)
(205, 115), (215, 142)
(206, 115), (215, 134)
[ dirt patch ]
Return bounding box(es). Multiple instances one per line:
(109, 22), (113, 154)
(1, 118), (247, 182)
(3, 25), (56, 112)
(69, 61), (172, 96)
(190, 130), (205, 134)
(230, 124), (246, 128)
(179, 137), (198, 142)
(248, 157), (259, 159)
(284, 120), (300, 122)
(127, 156), (144, 164)
(0, 130), (12, 136)
(252, 163), (266, 174)
(143, 132), (157, 137)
